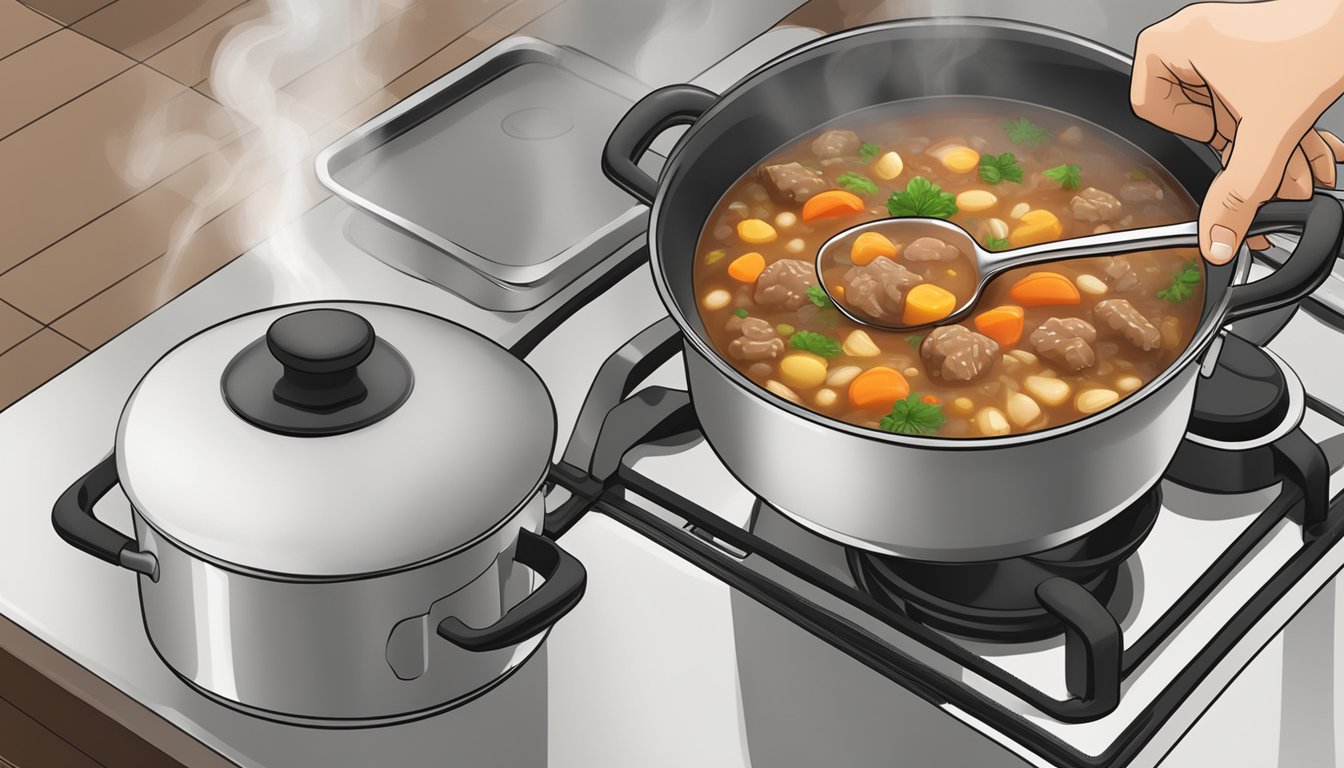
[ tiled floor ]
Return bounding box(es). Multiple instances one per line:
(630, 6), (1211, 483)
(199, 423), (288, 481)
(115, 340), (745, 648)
(0, 0), (568, 411)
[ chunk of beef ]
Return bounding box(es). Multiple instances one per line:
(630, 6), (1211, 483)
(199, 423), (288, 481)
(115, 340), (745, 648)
(903, 236), (961, 262)
(727, 317), (785, 361)
(841, 256), (922, 320)
(1105, 257), (1141, 292)
(1119, 180), (1164, 203)
(1030, 317), (1098, 372)
(920, 325), (1000, 383)
(753, 259), (816, 311)
(758, 162), (829, 205)
(1093, 299), (1161, 351)
(811, 130), (861, 159)
(1069, 187), (1124, 223)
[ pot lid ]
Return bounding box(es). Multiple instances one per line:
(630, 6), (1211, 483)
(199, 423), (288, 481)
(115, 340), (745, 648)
(116, 302), (555, 577)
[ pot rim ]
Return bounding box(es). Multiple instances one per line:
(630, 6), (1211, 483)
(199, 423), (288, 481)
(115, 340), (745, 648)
(129, 490), (544, 584)
(647, 16), (1242, 450)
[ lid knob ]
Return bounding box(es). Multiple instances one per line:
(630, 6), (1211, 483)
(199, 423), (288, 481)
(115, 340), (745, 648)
(267, 309), (373, 412)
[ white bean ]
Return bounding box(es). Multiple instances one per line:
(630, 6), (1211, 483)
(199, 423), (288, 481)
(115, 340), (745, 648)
(1076, 274), (1108, 296)
(815, 388), (838, 407)
(826, 365), (863, 386)
(785, 238), (805, 254)
(1075, 388), (1120, 414)
(975, 407), (1011, 436)
(1010, 202), (1030, 219)
(1025, 375), (1071, 406)
(766, 380), (801, 403)
(986, 217), (1009, 240)
(1006, 392), (1042, 428)
(702, 289), (732, 310)
(775, 211), (797, 230)
(873, 151), (904, 180)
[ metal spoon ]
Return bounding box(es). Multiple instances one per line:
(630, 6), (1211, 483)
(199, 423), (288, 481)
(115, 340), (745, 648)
(813, 217), (1289, 332)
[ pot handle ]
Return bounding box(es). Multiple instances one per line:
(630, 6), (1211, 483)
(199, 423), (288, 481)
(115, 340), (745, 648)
(602, 84), (717, 206)
(437, 530), (586, 652)
(1223, 193), (1344, 323)
(51, 453), (158, 580)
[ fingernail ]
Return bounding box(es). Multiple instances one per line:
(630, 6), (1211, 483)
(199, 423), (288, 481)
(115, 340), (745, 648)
(1208, 225), (1236, 264)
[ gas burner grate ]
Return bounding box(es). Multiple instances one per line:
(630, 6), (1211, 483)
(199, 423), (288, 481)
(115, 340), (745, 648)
(847, 485), (1162, 643)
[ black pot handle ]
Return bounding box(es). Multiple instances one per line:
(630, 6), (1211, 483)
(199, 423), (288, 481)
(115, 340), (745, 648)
(437, 530), (586, 652)
(602, 84), (717, 206)
(52, 453), (158, 579)
(1224, 193), (1344, 323)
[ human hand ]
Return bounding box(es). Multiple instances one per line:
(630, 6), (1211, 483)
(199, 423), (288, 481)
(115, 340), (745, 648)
(1131, 0), (1344, 263)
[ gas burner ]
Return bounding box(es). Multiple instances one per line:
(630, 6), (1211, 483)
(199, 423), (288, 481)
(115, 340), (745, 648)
(1167, 333), (1329, 536)
(847, 486), (1162, 642)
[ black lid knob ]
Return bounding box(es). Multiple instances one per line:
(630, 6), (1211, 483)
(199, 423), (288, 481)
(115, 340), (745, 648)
(222, 307), (414, 437)
(267, 309), (375, 375)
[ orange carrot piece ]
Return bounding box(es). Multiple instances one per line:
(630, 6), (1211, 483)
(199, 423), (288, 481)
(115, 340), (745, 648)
(802, 189), (865, 222)
(850, 231), (897, 266)
(1008, 272), (1081, 307)
(903, 284), (957, 326)
(973, 304), (1026, 347)
(848, 366), (911, 410)
(727, 252), (767, 282)
(921, 394), (940, 405)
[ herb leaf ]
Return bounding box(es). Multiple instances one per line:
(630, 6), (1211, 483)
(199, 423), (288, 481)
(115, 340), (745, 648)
(985, 235), (1010, 251)
(805, 284), (834, 308)
(1003, 117), (1051, 147)
(905, 334), (924, 347)
(1043, 163), (1082, 190)
(1124, 169), (1148, 181)
(887, 176), (958, 219)
(835, 171), (878, 196)
(1156, 259), (1202, 303)
(791, 330), (842, 358)
(978, 152), (1024, 185)
(733, 307), (748, 318)
(879, 395), (946, 435)
(859, 141), (881, 161)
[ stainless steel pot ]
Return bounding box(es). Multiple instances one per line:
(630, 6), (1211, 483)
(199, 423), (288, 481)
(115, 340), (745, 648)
(602, 19), (1344, 562)
(52, 301), (586, 726)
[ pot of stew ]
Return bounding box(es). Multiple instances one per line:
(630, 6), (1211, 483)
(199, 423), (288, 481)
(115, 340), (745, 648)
(602, 18), (1344, 562)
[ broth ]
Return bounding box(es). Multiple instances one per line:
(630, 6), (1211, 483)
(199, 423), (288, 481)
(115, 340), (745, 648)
(691, 98), (1205, 437)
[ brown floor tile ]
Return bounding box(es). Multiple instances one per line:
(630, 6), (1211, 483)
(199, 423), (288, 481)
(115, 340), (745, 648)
(54, 140), (331, 349)
(147, 0), (423, 90)
(0, 183), (193, 322)
(0, 65), (238, 274)
(73, 0), (245, 62)
(0, 29), (133, 138)
(16, 0), (113, 25)
(0, 329), (86, 411)
(0, 300), (40, 353)
(280, 0), (510, 124)
(0, 1), (60, 59)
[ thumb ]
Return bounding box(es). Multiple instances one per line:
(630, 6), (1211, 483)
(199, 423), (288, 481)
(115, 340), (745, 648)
(1200, 117), (1300, 264)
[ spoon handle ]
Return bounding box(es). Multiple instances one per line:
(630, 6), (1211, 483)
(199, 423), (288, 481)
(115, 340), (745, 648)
(978, 218), (1300, 275)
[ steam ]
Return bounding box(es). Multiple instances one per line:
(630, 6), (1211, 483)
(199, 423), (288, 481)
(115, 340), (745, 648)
(125, 0), (386, 304)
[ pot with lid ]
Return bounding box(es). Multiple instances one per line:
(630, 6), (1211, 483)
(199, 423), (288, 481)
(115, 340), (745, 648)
(52, 301), (585, 726)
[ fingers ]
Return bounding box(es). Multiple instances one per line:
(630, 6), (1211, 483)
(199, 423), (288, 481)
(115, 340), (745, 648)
(1300, 129), (1337, 188)
(1200, 116), (1302, 264)
(1277, 145), (1315, 199)
(1131, 28), (1218, 141)
(1320, 129), (1344, 162)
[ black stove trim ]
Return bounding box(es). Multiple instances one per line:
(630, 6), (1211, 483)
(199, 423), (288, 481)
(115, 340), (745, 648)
(550, 396), (1344, 768)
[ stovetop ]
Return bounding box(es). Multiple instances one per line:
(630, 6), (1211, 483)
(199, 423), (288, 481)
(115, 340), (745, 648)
(7, 8), (1344, 768)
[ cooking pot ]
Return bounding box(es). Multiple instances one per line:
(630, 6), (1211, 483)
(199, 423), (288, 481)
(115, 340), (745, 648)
(52, 302), (585, 726)
(601, 18), (1344, 562)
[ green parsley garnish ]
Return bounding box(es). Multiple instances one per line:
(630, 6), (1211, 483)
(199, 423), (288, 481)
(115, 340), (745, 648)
(887, 176), (958, 219)
(1003, 117), (1051, 147)
(985, 235), (1010, 251)
(859, 141), (880, 161)
(1124, 169), (1148, 181)
(733, 307), (748, 318)
(1043, 163), (1082, 190)
(790, 330), (842, 358)
(879, 395), (946, 435)
(978, 152), (1024, 185)
(905, 334), (924, 347)
(1156, 259), (1201, 303)
(806, 284), (834, 308)
(835, 171), (878, 196)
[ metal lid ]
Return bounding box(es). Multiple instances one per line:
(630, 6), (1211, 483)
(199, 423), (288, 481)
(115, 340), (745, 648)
(116, 301), (556, 578)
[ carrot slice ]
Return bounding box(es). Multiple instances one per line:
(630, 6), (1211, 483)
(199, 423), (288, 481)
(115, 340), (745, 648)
(802, 189), (865, 222)
(1009, 271), (1081, 307)
(1008, 209), (1063, 247)
(848, 366), (910, 410)
(727, 252), (766, 283)
(921, 394), (940, 405)
(973, 304), (1026, 347)
(850, 231), (898, 266)
(902, 283), (957, 326)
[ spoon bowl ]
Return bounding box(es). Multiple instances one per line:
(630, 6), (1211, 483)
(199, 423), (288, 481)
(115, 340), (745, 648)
(813, 216), (1290, 332)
